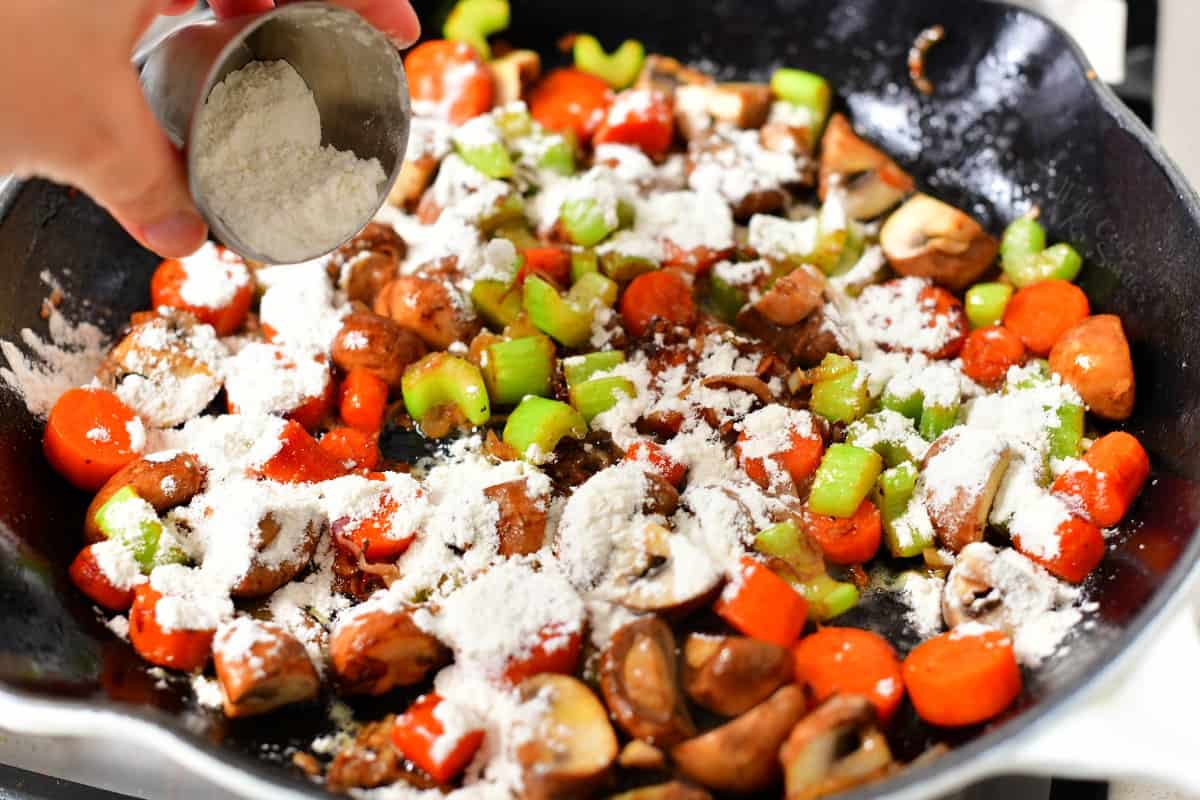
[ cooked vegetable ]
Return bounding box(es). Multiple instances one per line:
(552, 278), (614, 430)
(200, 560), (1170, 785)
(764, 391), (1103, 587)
(625, 439), (687, 487)
(1053, 431), (1150, 528)
(488, 49), (541, 106)
(69, 544), (136, 611)
(150, 250), (253, 336)
(91, 486), (178, 571)
(389, 155), (439, 211)
(443, 0), (509, 60)
(574, 35), (646, 90)
(1002, 279), (1090, 356)
(737, 427), (825, 489)
(569, 271), (620, 309)
(902, 626), (1022, 727)
(529, 68), (613, 142)
(483, 335), (556, 404)
(231, 513), (321, 598)
(212, 619), (319, 718)
(402, 353), (491, 430)
(504, 625), (583, 685)
(754, 520), (860, 620)
(1048, 314), (1135, 420)
(570, 375), (636, 422)
(320, 427), (381, 471)
(876, 462), (929, 558)
(601, 250), (660, 282)
(779, 695), (894, 799)
(809, 354), (870, 423)
(519, 247), (572, 286)
(793, 627), (904, 723)
(918, 401), (959, 441)
(44, 388), (142, 491)
(471, 280), (525, 329)
(599, 618), (695, 746)
(620, 270), (695, 337)
(922, 429), (1011, 553)
(880, 194), (999, 291)
(329, 606), (448, 695)
(809, 444), (883, 518)
(523, 275), (594, 347)
(258, 420), (348, 484)
(602, 522), (721, 615)
(753, 265), (826, 326)
(675, 83), (772, 135)
(682, 634), (793, 717)
(670, 685), (807, 793)
(340, 367), (388, 433)
(84, 453), (204, 544)
(715, 556), (808, 648)
(1013, 515), (1106, 584)
(456, 138), (514, 179)
(770, 68), (832, 132)
(1000, 217), (1083, 287)
(517, 674), (618, 799)
(965, 281), (1014, 329)
(332, 311), (427, 390)
(610, 783), (711, 800)
(616, 740), (667, 771)
(805, 499), (883, 565)
(129, 583), (214, 672)
(375, 276), (478, 350)
(392, 693), (485, 784)
(560, 197), (616, 246)
(332, 490), (414, 562)
(485, 479), (548, 556)
(818, 113), (913, 220)
(405, 40), (494, 124)
(594, 89), (675, 158)
(503, 396), (588, 461)
(563, 350), (625, 386)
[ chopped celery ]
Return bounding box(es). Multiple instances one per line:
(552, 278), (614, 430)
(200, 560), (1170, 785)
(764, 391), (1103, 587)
(570, 376), (636, 422)
(503, 396), (587, 462)
(502, 315), (542, 340)
(769, 68), (832, 133)
(965, 282), (1014, 329)
(456, 141), (513, 179)
(845, 412), (923, 467)
(1000, 217), (1046, 266)
(707, 271), (749, 323)
(1048, 402), (1084, 462)
(523, 275), (593, 347)
(573, 34), (645, 90)
(810, 354), (869, 423)
(402, 353), (491, 427)
(561, 198), (615, 246)
(599, 251), (658, 282)
(567, 271), (619, 309)
(881, 386), (924, 421)
(538, 136), (576, 176)
(478, 193), (525, 234)
(616, 200), (636, 230)
(94, 486), (165, 571)
(563, 350), (625, 386)
(876, 463), (926, 557)
(570, 249), (599, 283)
(471, 279), (523, 328)
(918, 403), (959, 441)
(809, 444), (883, 518)
(493, 222), (540, 251)
(753, 520), (859, 620)
(443, 0), (510, 59)
(1001, 217), (1084, 287)
(831, 222), (866, 276)
(809, 228), (849, 276)
(483, 335), (556, 404)
(495, 106), (533, 140)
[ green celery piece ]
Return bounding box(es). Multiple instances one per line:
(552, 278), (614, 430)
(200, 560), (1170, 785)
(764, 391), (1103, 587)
(567, 271), (619, 309)
(523, 275), (593, 347)
(845, 413), (922, 468)
(573, 34), (645, 90)
(965, 282), (1014, 329)
(1034, 244), (1083, 283)
(570, 376), (636, 422)
(561, 198), (615, 247)
(807, 351), (856, 382)
(471, 280), (523, 329)
(1001, 217), (1084, 287)
(876, 462), (925, 557)
(456, 141), (513, 179)
(1048, 402), (1085, 463)
(810, 355), (869, 424)
(538, 136), (576, 176)
(563, 350), (625, 386)
(809, 444), (883, 518)
(809, 228), (848, 276)
(830, 222), (866, 276)
(707, 271), (748, 323)
(443, 0), (510, 59)
(94, 486), (164, 572)
(496, 106), (533, 140)
(1000, 217), (1046, 267)
(503, 396), (587, 461)
(769, 68), (833, 132)
(599, 251), (658, 282)
(493, 222), (540, 251)
(616, 200), (636, 230)
(880, 384), (924, 421)
(570, 249), (599, 283)
(752, 520), (858, 621)
(918, 403), (959, 441)
(801, 574), (860, 620)
(483, 335), (556, 404)
(401, 353), (491, 427)
(479, 193), (525, 234)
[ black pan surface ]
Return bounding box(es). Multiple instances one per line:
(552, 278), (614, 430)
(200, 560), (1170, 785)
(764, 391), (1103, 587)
(1, 1), (1199, 798)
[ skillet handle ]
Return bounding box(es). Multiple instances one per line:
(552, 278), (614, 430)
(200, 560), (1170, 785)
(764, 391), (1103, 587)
(1000, 601), (1200, 793)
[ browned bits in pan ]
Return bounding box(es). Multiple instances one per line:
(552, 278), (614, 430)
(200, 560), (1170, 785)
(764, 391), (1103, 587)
(908, 24), (945, 96)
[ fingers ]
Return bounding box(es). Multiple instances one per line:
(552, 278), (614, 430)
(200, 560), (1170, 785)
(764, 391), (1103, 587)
(281, 0), (421, 47)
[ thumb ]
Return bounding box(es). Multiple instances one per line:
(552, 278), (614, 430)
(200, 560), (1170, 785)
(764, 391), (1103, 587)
(72, 65), (208, 258)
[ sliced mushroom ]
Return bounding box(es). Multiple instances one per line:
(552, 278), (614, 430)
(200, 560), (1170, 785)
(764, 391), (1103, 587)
(675, 83), (772, 139)
(599, 617), (694, 747)
(1048, 314), (1135, 420)
(610, 783), (713, 800)
(880, 194), (1000, 291)
(818, 113), (914, 220)
(230, 515), (322, 598)
(618, 740), (667, 771)
(736, 305), (849, 370)
(670, 684), (807, 794)
(634, 54), (713, 97)
(332, 310), (428, 390)
(84, 453), (206, 543)
(212, 618), (319, 718)
(779, 694), (895, 800)
(761, 121), (813, 156)
(601, 523), (723, 616)
(387, 155), (439, 212)
(326, 715), (406, 792)
(488, 49), (541, 106)
(485, 478), (548, 556)
(374, 275), (480, 350)
(641, 471), (681, 518)
(682, 634), (794, 717)
(753, 264), (827, 326)
(329, 221), (406, 302)
(517, 673), (618, 800)
(942, 542), (1007, 629)
(920, 428), (1011, 552)
(329, 605), (448, 695)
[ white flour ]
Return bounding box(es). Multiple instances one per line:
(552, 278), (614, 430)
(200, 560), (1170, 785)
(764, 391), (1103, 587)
(193, 60), (387, 263)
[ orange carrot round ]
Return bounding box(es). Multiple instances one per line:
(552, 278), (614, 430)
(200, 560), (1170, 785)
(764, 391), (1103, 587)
(806, 499), (883, 565)
(528, 68), (612, 142)
(960, 325), (1027, 388)
(918, 285), (969, 360)
(287, 369), (336, 432)
(738, 429), (824, 489)
(620, 269), (695, 337)
(593, 89), (675, 159)
(1014, 516), (1106, 584)
(661, 240), (733, 275)
(149, 249), (254, 336)
(69, 544), (136, 612)
(320, 426), (381, 471)
(340, 367), (389, 433)
(129, 583), (215, 672)
(1052, 431), (1150, 528)
(714, 556), (809, 648)
(332, 491), (413, 562)
(503, 624), (582, 686)
(902, 626), (1022, 727)
(793, 627), (905, 724)
(625, 439), (687, 487)
(44, 388), (142, 491)
(518, 247), (572, 286)
(258, 420), (348, 484)
(1003, 280), (1090, 355)
(404, 40), (495, 124)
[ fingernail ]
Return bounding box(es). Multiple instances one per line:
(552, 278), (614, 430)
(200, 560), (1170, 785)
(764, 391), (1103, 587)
(143, 211), (207, 257)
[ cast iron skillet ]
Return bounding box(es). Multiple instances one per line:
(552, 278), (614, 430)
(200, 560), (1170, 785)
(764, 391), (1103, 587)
(1, 1), (1199, 797)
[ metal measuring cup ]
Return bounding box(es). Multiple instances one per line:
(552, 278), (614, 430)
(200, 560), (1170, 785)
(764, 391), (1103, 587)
(140, 3), (410, 264)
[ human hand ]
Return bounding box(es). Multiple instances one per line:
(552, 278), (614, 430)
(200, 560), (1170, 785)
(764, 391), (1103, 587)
(0, 0), (419, 259)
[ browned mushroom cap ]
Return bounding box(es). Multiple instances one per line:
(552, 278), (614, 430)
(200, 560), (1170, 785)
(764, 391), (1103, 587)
(670, 684), (807, 793)
(212, 618), (319, 718)
(942, 542), (1007, 629)
(329, 605), (448, 695)
(84, 453), (206, 544)
(641, 471), (681, 518)
(387, 155), (440, 213)
(635, 54), (713, 97)
(753, 265), (827, 327)
(326, 715), (414, 792)
(332, 310), (428, 390)
(602, 523), (723, 616)
(675, 83), (773, 139)
(610, 782), (714, 800)
(880, 194), (1000, 291)
(921, 428), (1011, 553)
(682, 634), (794, 717)
(517, 673), (618, 800)
(329, 222), (406, 303)
(485, 478), (548, 556)
(779, 695), (895, 800)
(374, 275), (480, 350)
(617, 740), (667, 771)
(818, 113), (914, 220)
(488, 49), (541, 106)
(599, 617), (695, 747)
(229, 515), (322, 599)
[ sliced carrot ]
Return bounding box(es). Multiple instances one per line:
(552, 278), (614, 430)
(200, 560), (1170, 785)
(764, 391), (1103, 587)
(340, 367), (389, 433)
(320, 426), (382, 471)
(69, 544), (136, 611)
(661, 241), (733, 275)
(715, 556), (808, 648)
(902, 626), (1022, 727)
(1014, 516), (1106, 584)
(1052, 431), (1150, 528)
(332, 490), (415, 562)
(149, 248), (254, 336)
(128, 583), (214, 672)
(404, 40), (494, 124)
(625, 439), (687, 487)
(620, 269), (695, 337)
(518, 247), (572, 286)
(919, 285), (969, 360)
(392, 693), (485, 785)
(528, 68), (612, 142)
(258, 420), (348, 484)
(503, 624), (582, 686)
(44, 387), (142, 491)
(960, 325), (1027, 388)
(593, 89), (675, 159)
(737, 429), (825, 489)
(793, 627), (905, 724)
(1003, 280), (1090, 356)
(805, 499), (883, 565)
(288, 368), (336, 432)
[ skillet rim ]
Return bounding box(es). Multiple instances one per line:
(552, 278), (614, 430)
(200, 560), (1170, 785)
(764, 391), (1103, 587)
(0, 2), (1198, 797)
